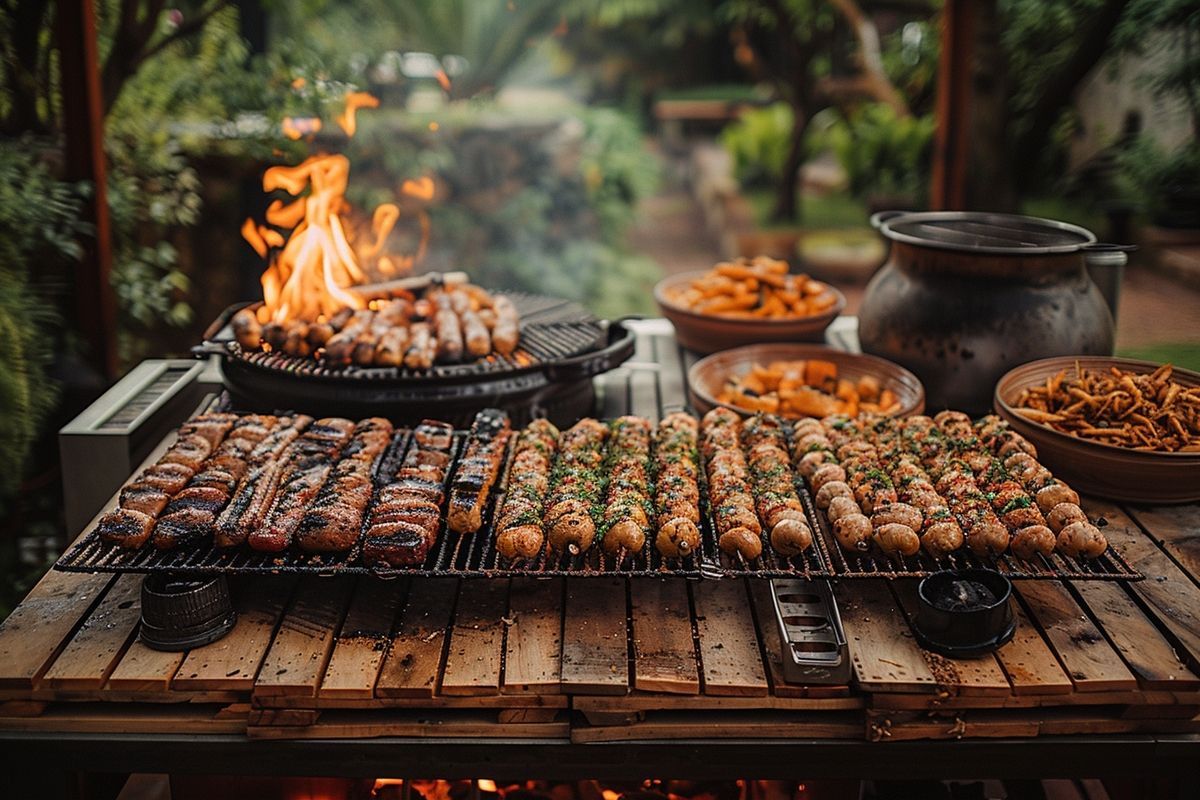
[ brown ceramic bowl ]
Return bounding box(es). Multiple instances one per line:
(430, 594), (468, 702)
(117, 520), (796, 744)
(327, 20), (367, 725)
(994, 356), (1200, 503)
(688, 343), (925, 420)
(655, 271), (845, 354)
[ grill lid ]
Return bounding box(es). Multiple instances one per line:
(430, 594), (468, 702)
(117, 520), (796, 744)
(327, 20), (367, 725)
(874, 211), (1097, 255)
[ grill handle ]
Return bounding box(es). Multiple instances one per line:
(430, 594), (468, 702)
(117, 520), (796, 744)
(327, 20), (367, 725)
(200, 302), (256, 345)
(541, 319), (637, 383)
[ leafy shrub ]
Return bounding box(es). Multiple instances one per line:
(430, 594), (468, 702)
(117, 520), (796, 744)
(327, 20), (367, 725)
(0, 144), (88, 497)
(816, 103), (935, 204)
(719, 103), (795, 188)
(1117, 137), (1200, 226)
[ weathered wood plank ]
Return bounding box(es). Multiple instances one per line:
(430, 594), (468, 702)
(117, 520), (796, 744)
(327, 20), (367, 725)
(561, 578), (628, 695)
(993, 601), (1074, 696)
(1123, 504), (1200, 585)
(107, 639), (185, 694)
(630, 579), (699, 694)
(173, 577), (295, 692)
(835, 580), (937, 694)
(692, 579), (768, 697)
(1072, 580), (1200, 690)
(1017, 581), (1137, 693)
(375, 578), (458, 699)
(440, 579), (509, 696)
(41, 574), (143, 692)
(502, 577), (563, 694)
(319, 577), (408, 700)
(0, 570), (113, 691)
(253, 576), (356, 700)
(1089, 500), (1200, 673)
(891, 581), (1011, 697)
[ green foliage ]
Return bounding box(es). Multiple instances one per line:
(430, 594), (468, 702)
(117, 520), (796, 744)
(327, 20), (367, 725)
(719, 103), (795, 188)
(0, 143), (87, 497)
(1116, 138), (1200, 223)
(816, 104), (935, 203)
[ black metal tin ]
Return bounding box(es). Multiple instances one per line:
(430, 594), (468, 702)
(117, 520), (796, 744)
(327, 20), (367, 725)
(913, 569), (1016, 658)
(138, 574), (237, 651)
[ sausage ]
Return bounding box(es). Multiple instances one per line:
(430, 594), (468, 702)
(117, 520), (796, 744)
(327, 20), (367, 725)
(921, 519), (965, 557)
(447, 409), (511, 534)
(403, 322), (435, 369)
(232, 307), (262, 349)
(601, 416), (652, 556)
(374, 326), (410, 366)
(495, 419), (559, 560)
(871, 502), (923, 531)
(654, 413), (702, 558)
(719, 526), (762, 560)
(1035, 482), (1080, 514)
(770, 517), (813, 556)
(490, 296), (520, 355)
(809, 463), (847, 492)
(826, 495), (861, 523)
(545, 419), (607, 555)
(434, 293), (465, 363)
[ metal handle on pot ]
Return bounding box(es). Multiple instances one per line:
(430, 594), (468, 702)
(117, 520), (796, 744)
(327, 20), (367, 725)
(1081, 243), (1135, 324)
(541, 319), (637, 384)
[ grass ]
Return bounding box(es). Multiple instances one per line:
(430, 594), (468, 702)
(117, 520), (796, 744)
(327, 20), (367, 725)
(1115, 343), (1200, 372)
(744, 187), (871, 231)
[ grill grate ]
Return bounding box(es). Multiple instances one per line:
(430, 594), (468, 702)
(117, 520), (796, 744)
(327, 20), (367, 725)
(209, 292), (605, 383)
(53, 408), (1140, 581)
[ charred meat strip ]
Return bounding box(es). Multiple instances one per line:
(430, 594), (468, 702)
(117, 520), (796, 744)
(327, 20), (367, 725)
(362, 420), (455, 567)
(98, 413), (237, 549)
(700, 408), (762, 560)
(741, 414), (812, 556)
(247, 418), (356, 552)
(544, 418), (608, 555)
(601, 416), (653, 556)
(295, 418), (395, 552)
(448, 409), (512, 535)
(214, 415), (314, 548)
(495, 419), (559, 560)
(150, 415), (280, 550)
(653, 412), (702, 558)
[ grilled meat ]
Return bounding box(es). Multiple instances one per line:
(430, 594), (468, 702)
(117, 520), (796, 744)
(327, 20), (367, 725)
(247, 418), (356, 552)
(601, 415), (653, 556)
(295, 417), (395, 552)
(362, 419), (455, 567)
(544, 418), (608, 555)
(701, 408), (762, 561)
(653, 412), (701, 558)
(447, 409), (512, 535)
(495, 419), (559, 560)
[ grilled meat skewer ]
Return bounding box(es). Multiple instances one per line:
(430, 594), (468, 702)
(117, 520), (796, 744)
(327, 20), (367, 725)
(742, 414), (812, 556)
(653, 412), (702, 558)
(601, 416), (653, 556)
(544, 419), (608, 555)
(495, 420), (560, 560)
(701, 408), (762, 561)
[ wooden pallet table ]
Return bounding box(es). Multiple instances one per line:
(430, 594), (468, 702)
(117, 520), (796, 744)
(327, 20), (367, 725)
(1, 319), (1199, 782)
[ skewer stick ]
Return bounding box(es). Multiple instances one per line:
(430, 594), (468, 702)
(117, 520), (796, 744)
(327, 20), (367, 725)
(352, 271), (469, 300)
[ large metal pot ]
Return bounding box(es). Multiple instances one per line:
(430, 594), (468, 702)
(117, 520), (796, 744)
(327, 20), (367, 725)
(858, 211), (1126, 413)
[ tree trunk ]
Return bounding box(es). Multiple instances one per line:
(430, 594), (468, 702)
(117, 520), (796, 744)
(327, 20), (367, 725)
(772, 103), (809, 224)
(963, 0), (1018, 211)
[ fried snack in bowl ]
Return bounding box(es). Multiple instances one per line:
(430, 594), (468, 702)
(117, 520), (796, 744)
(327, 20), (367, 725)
(668, 256), (840, 319)
(689, 344), (924, 421)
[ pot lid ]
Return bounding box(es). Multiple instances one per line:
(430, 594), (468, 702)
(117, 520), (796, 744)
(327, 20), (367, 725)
(875, 211), (1097, 255)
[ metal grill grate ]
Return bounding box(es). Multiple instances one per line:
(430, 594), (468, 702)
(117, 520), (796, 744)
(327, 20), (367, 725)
(208, 292), (606, 383)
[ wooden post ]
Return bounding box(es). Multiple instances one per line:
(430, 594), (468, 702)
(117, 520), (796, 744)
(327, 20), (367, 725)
(57, 0), (118, 379)
(929, 0), (974, 211)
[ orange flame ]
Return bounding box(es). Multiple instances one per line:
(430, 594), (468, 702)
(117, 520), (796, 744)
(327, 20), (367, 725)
(337, 91), (380, 136)
(478, 780), (498, 793)
(243, 91), (431, 324)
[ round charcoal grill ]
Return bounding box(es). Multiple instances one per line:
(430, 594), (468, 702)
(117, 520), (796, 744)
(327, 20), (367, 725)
(195, 291), (636, 427)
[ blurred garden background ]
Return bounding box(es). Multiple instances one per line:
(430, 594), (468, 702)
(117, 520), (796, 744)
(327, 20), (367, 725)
(1, 0), (1199, 615)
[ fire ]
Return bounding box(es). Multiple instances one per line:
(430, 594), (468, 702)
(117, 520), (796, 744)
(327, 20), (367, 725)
(244, 91), (433, 323)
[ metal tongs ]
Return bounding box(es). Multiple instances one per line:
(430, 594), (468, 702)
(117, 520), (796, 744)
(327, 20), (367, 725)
(769, 578), (851, 685)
